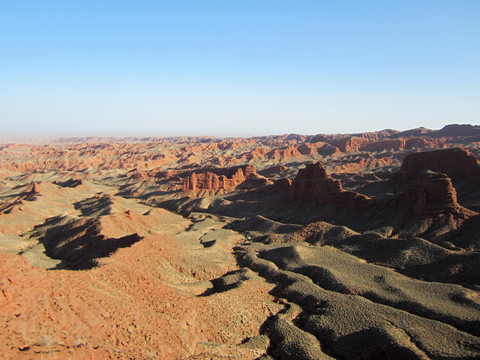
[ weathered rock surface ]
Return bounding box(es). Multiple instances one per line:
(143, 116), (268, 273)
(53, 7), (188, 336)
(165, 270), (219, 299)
(288, 162), (370, 209)
(1, 125), (480, 360)
(402, 171), (461, 216)
(182, 165), (268, 193)
(393, 147), (480, 183)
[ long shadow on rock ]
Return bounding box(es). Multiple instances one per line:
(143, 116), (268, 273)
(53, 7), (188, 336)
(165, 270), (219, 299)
(198, 268), (254, 297)
(74, 194), (114, 217)
(29, 216), (142, 270)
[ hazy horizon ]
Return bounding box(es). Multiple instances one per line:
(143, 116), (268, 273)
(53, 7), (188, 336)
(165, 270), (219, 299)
(2, 1), (479, 136)
(2, 124), (478, 142)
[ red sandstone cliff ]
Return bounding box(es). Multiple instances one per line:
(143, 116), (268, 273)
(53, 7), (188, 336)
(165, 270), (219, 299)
(401, 171), (462, 216)
(392, 148), (480, 183)
(182, 165), (267, 192)
(288, 162), (370, 209)
(392, 148), (480, 216)
(267, 146), (302, 160)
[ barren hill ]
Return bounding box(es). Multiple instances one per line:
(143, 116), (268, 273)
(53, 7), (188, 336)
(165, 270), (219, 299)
(1, 125), (480, 359)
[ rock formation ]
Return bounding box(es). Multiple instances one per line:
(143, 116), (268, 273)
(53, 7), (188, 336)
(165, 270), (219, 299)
(182, 165), (266, 192)
(330, 136), (367, 152)
(2, 126), (480, 360)
(402, 171), (461, 215)
(266, 145), (302, 160)
(29, 181), (39, 195)
(393, 147), (480, 183)
(288, 162), (339, 201)
(288, 162), (370, 209)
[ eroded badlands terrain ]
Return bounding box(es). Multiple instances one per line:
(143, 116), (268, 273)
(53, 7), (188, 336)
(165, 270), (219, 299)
(1, 124), (480, 359)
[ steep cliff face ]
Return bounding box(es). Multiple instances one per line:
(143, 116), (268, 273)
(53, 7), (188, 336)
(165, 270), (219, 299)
(182, 165), (265, 192)
(330, 153), (397, 173)
(296, 143), (341, 156)
(358, 137), (444, 152)
(266, 146), (302, 160)
(288, 162), (341, 202)
(288, 160), (472, 218)
(297, 143), (317, 155)
(288, 162), (370, 209)
(402, 171), (461, 216)
(330, 137), (367, 152)
(391, 148), (480, 216)
(392, 148), (480, 183)
(29, 181), (39, 195)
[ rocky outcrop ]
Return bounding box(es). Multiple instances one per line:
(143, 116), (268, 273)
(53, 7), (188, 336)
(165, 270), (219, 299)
(340, 137), (443, 153)
(288, 162), (340, 201)
(330, 137), (367, 152)
(267, 146), (302, 160)
(402, 171), (461, 216)
(392, 148), (480, 183)
(182, 165), (267, 192)
(403, 137), (443, 149)
(297, 143), (317, 155)
(297, 143), (341, 156)
(29, 181), (39, 195)
(330, 153), (396, 173)
(288, 162), (370, 209)
(244, 147), (270, 161)
(317, 143), (341, 156)
(360, 139), (405, 152)
(288, 160), (469, 217)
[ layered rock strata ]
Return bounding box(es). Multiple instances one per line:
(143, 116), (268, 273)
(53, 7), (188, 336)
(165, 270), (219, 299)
(393, 148), (480, 183)
(182, 165), (266, 192)
(288, 162), (370, 209)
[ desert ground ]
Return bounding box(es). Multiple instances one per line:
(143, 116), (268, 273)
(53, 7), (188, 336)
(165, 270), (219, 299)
(1, 124), (480, 359)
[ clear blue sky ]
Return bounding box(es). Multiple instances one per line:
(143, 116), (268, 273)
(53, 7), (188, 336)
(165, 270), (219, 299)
(1, 1), (479, 136)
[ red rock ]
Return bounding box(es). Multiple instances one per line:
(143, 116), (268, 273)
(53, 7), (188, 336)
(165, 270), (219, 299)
(182, 165), (263, 192)
(288, 162), (370, 209)
(393, 148), (480, 183)
(360, 139), (405, 152)
(297, 143), (317, 155)
(401, 171), (461, 215)
(331, 153), (397, 173)
(330, 136), (367, 152)
(414, 171), (460, 215)
(355, 129), (399, 141)
(317, 143), (341, 156)
(245, 147), (269, 161)
(296, 142), (340, 156)
(356, 137), (444, 153)
(257, 134), (306, 146)
(404, 137), (444, 149)
(217, 140), (243, 150)
(267, 146), (302, 160)
(29, 181), (39, 194)
(288, 162), (336, 201)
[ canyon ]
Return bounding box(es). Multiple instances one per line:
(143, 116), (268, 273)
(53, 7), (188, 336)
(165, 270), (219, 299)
(1, 124), (480, 359)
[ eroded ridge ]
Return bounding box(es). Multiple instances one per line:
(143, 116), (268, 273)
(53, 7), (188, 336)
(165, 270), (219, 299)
(1, 126), (480, 359)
